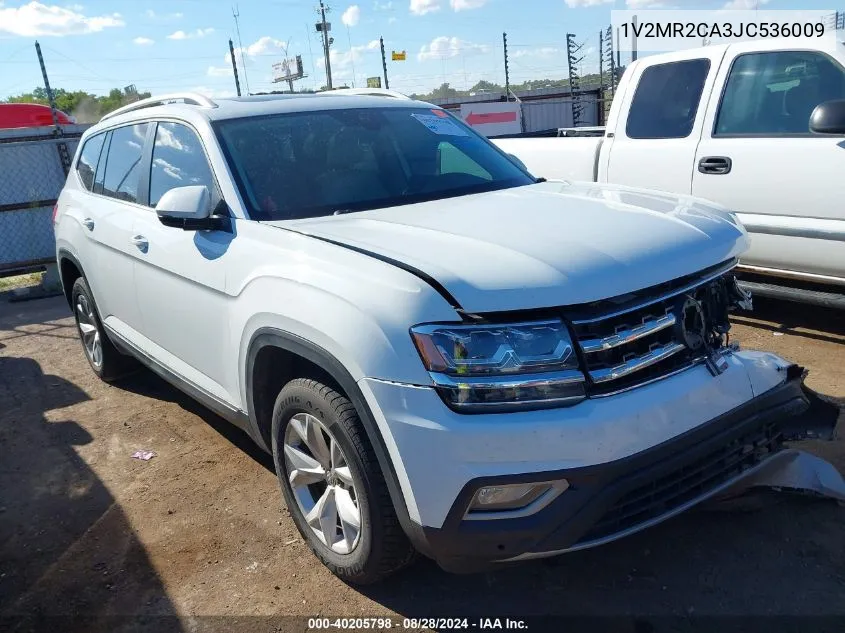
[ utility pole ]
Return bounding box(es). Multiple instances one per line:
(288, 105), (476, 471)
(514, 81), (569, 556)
(631, 14), (638, 62)
(232, 5), (250, 94)
(616, 26), (621, 69)
(228, 39), (242, 96)
(380, 37), (389, 89)
(606, 25), (616, 95)
(317, 1), (333, 90)
(598, 30), (603, 92)
(566, 33), (584, 128)
(503, 32), (510, 102)
(346, 26), (357, 87)
(598, 30), (604, 126)
(34, 41), (71, 175)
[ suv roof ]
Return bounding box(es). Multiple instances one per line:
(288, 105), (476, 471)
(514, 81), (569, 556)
(97, 89), (430, 128)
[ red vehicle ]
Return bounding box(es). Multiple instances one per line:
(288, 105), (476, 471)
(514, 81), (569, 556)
(0, 103), (75, 129)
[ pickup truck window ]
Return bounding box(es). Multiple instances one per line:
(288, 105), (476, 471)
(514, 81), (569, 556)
(715, 51), (845, 136)
(626, 59), (710, 140)
(214, 107), (534, 221)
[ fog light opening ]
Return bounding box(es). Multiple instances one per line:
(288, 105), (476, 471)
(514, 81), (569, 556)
(466, 479), (570, 519)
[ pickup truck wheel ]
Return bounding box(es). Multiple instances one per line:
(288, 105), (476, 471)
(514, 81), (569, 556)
(71, 277), (136, 382)
(271, 378), (416, 584)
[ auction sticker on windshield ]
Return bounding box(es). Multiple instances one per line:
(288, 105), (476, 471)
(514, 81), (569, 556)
(412, 113), (468, 136)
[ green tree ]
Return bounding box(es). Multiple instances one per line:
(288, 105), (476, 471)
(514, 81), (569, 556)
(3, 86), (152, 121)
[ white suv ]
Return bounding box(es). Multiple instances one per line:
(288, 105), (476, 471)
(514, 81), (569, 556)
(54, 91), (842, 584)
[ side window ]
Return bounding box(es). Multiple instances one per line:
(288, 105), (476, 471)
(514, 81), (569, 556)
(715, 51), (845, 136)
(437, 141), (492, 180)
(102, 123), (149, 203)
(93, 132), (111, 195)
(76, 133), (105, 191)
(626, 59), (710, 139)
(149, 122), (220, 208)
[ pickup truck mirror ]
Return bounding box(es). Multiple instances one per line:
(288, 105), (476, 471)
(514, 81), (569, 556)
(810, 99), (845, 135)
(156, 185), (225, 231)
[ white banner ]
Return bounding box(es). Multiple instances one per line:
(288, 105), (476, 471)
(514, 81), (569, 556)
(611, 10), (837, 53)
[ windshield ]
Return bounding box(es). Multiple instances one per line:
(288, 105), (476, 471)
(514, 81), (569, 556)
(214, 106), (535, 221)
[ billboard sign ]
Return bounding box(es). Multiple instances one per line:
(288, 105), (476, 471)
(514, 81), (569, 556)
(391, 50), (406, 61)
(272, 55), (305, 83)
(366, 76), (382, 88)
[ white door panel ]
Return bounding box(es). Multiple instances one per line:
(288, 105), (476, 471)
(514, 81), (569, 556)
(692, 47), (845, 279)
(129, 120), (235, 405)
(131, 215), (233, 401)
(736, 232), (845, 283)
(606, 47), (728, 195)
(693, 138), (845, 221)
(89, 200), (142, 329)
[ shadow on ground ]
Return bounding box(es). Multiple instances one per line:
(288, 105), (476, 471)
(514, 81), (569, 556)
(0, 354), (182, 633)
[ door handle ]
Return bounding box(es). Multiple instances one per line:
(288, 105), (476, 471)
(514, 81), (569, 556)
(698, 156), (732, 175)
(130, 235), (149, 251)
(81, 217), (95, 231)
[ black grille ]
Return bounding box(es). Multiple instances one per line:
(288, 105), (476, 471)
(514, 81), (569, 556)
(573, 302), (694, 396)
(577, 421), (785, 545)
(570, 265), (738, 396)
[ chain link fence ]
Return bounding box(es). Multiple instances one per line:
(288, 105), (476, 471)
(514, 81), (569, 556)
(0, 125), (89, 277)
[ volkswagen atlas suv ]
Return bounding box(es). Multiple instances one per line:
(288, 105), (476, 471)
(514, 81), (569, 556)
(53, 90), (842, 584)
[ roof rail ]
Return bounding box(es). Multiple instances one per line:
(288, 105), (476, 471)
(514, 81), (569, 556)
(100, 92), (218, 122)
(316, 87), (412, 100)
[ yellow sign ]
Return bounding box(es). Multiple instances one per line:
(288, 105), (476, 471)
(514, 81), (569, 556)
(366, 76), (382, 88)
(391, 50), (406, 61)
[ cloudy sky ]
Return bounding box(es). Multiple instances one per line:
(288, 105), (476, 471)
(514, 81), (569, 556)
(0, 0), (837, 99)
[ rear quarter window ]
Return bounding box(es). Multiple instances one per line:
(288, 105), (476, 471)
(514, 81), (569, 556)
(76, 133), (106, 191)
(626, 59), (711, 139)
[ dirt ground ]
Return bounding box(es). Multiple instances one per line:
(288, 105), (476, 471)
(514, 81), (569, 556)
(1, 294), (844, 633)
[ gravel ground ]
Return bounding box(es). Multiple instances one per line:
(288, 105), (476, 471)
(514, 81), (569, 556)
(0, 295), (843, 633)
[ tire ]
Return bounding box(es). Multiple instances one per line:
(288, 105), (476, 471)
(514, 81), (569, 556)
(271, 378), (416, 584)
(71, 276), (137, 382)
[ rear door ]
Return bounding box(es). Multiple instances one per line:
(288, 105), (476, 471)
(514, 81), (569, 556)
(84, 122), (150, 333)
(692, 43), (845, 280)
(130, 120), (233, 403)
(605, 47), (727, 194)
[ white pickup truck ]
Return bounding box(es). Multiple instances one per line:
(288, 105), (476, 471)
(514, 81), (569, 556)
(494, 41), (845, 308)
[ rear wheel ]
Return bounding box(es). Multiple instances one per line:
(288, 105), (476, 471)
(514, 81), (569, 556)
(71, 277), (136, 382)
(271, 378), (416, 584)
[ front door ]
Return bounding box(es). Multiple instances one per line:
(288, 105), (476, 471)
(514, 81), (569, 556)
(692, 45), (845, 280)
(129, 121), (234, 403)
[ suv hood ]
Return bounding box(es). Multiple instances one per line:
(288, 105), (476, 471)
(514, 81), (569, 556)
(268, 181), (749, 313)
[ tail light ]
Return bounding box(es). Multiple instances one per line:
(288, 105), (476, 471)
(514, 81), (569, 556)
(52, 202), (59, 225)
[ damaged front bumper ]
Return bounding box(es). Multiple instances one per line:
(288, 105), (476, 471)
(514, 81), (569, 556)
(419, 367), (843, 572)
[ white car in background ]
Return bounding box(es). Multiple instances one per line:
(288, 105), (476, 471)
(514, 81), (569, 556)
(53, 90), (844, 583)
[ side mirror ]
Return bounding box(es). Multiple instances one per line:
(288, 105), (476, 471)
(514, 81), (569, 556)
(810, 99), (845, 135)
(156, 186), (225, 231)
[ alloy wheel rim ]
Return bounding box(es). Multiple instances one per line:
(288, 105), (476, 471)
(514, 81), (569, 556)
(75, 294), (103, 369)
(283, 412), (361, 554)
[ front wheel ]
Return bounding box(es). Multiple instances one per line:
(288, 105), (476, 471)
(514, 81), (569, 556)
(271, 378), (416, 584)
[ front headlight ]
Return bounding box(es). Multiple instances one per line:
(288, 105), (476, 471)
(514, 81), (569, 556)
(410, 320), (586, 412)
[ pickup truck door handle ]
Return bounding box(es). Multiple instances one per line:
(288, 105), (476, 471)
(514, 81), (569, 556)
(130, 235), (149, 251)
(81, 217), (95, 231)
(698, 156), (732, 175)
